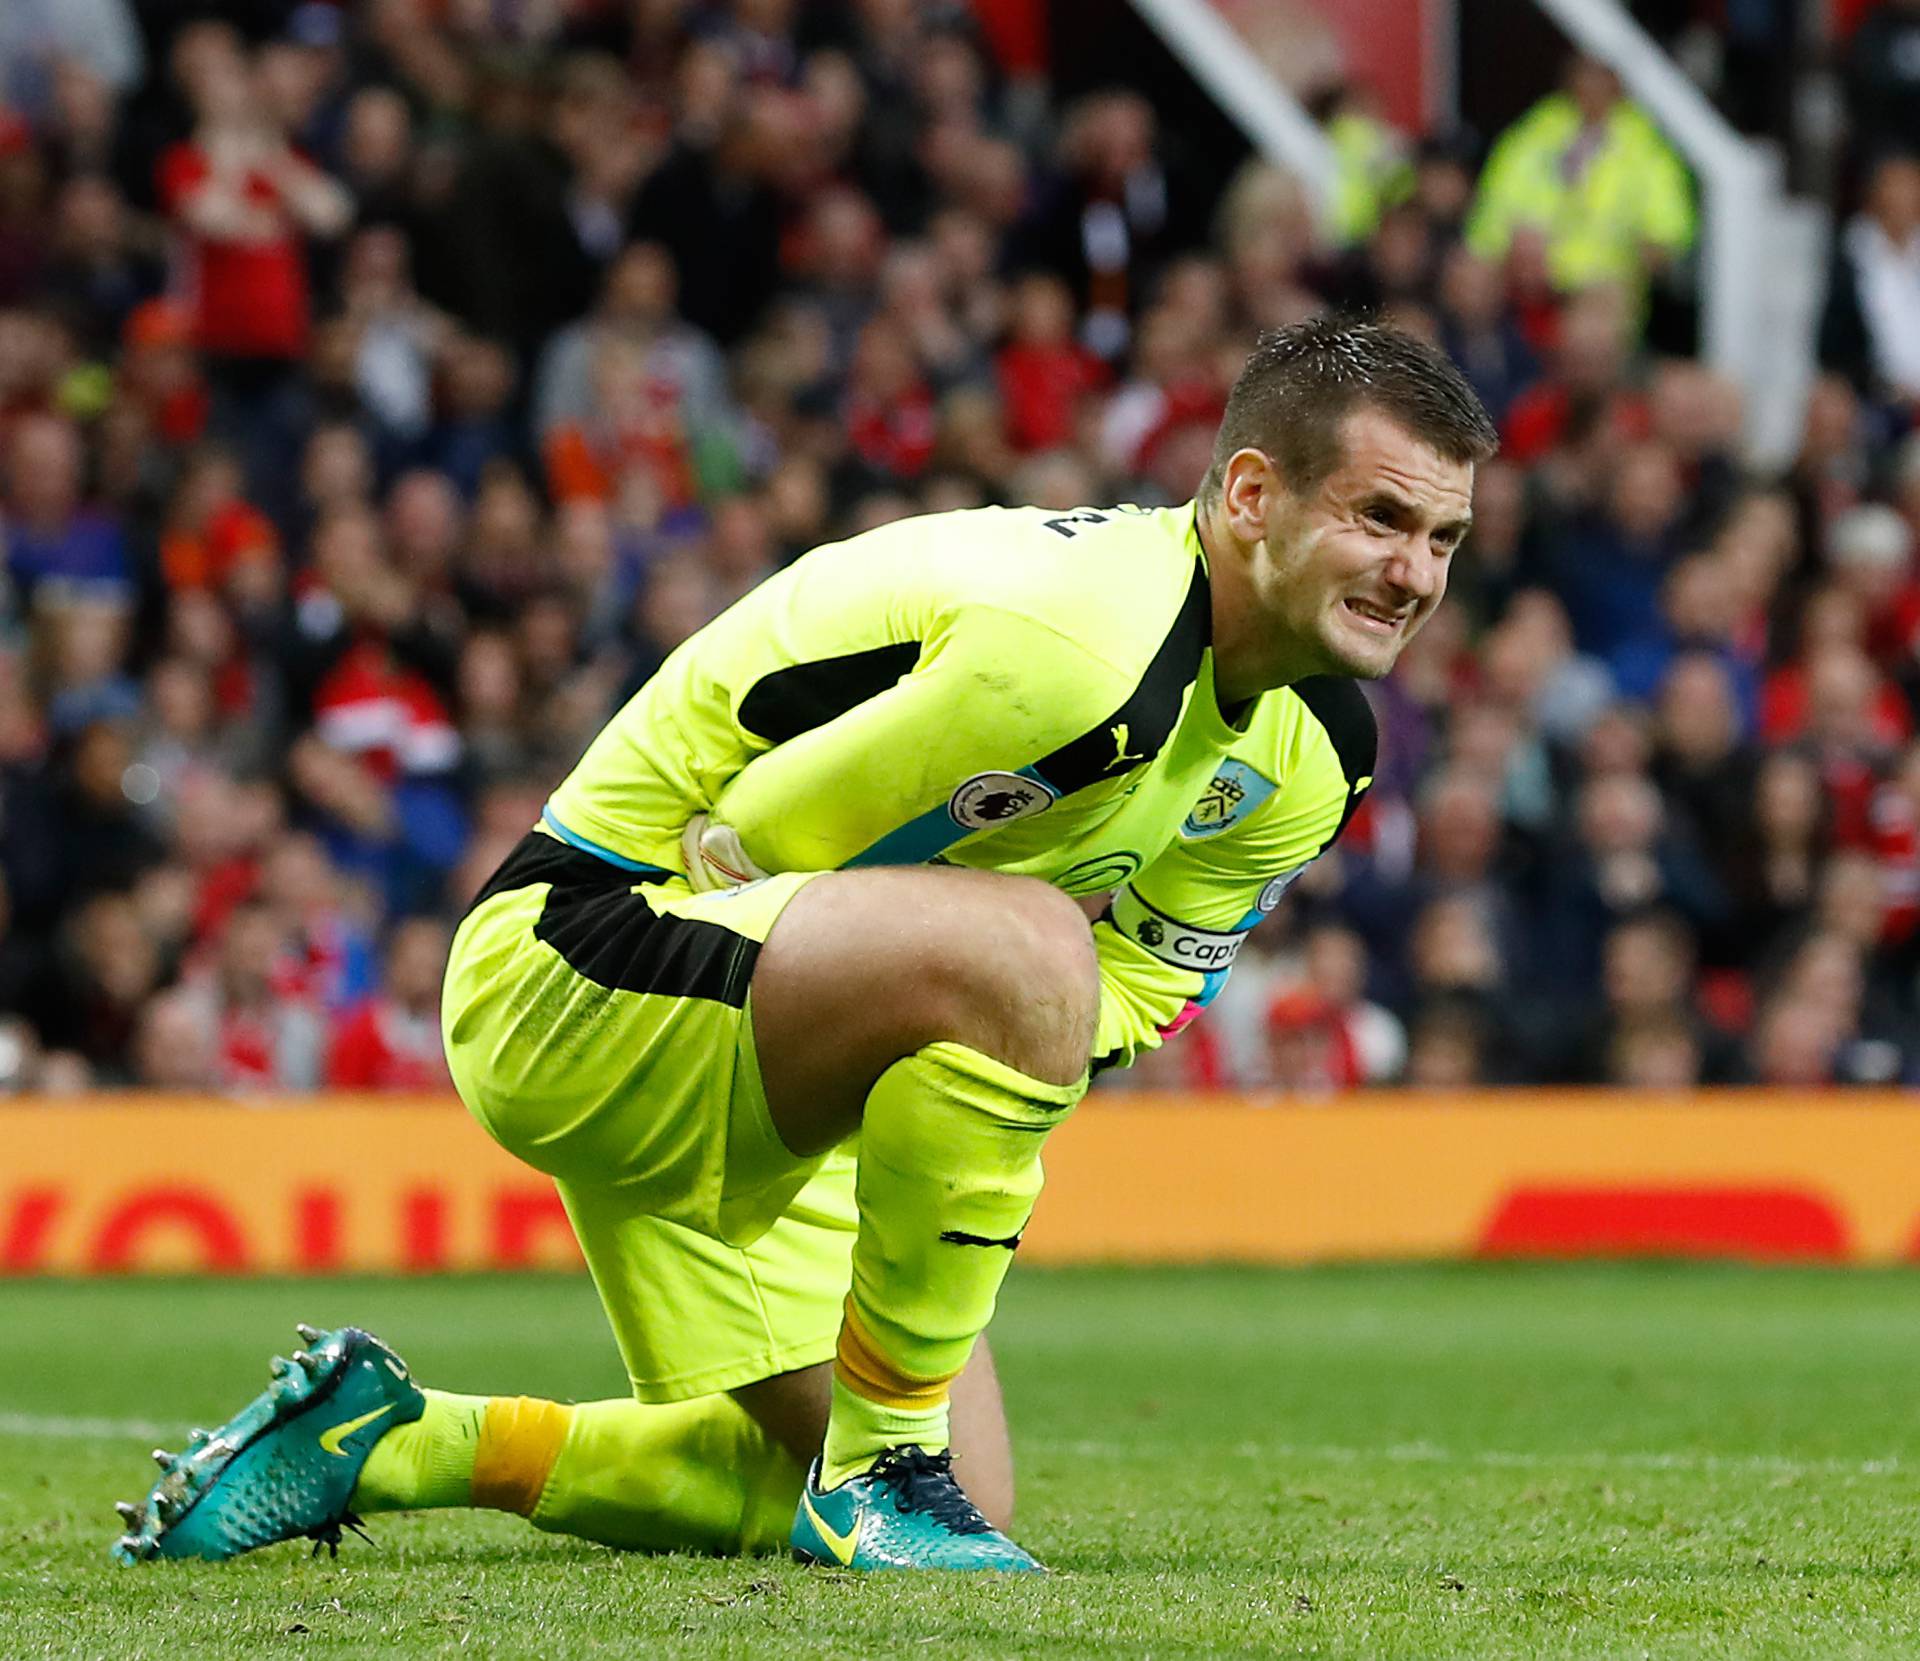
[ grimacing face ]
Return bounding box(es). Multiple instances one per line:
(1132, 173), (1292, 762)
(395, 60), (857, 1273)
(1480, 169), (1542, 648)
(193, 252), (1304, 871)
(1247, 407), (1475, 681)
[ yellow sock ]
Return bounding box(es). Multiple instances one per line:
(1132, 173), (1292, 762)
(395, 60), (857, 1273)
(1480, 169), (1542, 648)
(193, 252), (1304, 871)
(822, 1041), (1083, 1486)
(530, 1396), (800, 1553)
(350, 1388), (800, 1554)
(352, 1389), (489, 1512)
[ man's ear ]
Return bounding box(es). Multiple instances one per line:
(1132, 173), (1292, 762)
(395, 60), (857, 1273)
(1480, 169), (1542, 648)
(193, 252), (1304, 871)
(1220, 447), (1280, 544)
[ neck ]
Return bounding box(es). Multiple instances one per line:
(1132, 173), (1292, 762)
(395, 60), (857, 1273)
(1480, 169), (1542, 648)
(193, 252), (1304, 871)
(1196, 495), (1318, 705)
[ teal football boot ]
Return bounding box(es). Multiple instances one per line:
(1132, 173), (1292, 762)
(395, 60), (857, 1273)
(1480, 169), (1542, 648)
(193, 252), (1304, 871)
(791, 1447), (1044, 1572)
(111, 1324), (423, 1564)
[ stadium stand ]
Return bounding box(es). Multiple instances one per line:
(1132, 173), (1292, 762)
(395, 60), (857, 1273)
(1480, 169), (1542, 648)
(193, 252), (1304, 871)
(0, 0), (1915, 1096)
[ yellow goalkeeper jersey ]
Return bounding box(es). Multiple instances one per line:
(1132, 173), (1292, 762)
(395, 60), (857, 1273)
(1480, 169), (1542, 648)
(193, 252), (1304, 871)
(542, 501), (1374, 1067)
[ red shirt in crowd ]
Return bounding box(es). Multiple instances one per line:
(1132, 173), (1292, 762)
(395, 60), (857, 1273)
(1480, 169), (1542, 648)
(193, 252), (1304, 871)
(995, 340), (1106, 452)
(845, 382), (937, 478)
(310, 640), (460, 783)
(156, 143), (312, 360)
(327, 999), (452, 1090)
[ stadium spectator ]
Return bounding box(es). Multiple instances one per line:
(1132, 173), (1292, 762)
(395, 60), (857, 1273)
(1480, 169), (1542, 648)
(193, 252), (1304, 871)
(129, 988), (218, 1090)
(995, 272), (1107, 454)
(176, 897), (324, 1091)
(43, 175), (158, 356)
(1608, 551), (1761, 711)
(1214, 161), (1320, 334)
(1819, 153), (1920, 414)
(1023, 90), (1199, 361)
(421, 333), (521, 499)
(1261, 987), (1362, 1096)
(1533, 768), (1729, 1000)
(1541, 440), (1691, 662)
(337, 223), (449, 453)
(627, 84), (788, 348)
(0, 0), (143, 123)
(1348, 768), (1527, 1010)
(1650, 654), (1760, 912)
(1436, 247), (1542, 432)
(4, 413), (132, 606)
(1403, 994), (1496, 1089)
(1500, 288), (1642, 473)
(36, 889), (162, 1079)
(326, 916), (453, 1089)
(156, 29), (350, 489)
(1563, 910), (1738, 1083)
(1465, 54), (1694, 315)
(1296, 921), (1406, 1085)
(1606, 1007), (1705, 1088)
(534, 241), (735, 461)
(1316, 80), (1412, 248)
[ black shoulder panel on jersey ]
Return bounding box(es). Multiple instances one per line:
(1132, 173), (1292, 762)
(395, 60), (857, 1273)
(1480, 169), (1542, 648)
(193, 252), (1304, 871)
(1031, 558), (1210, 798)
(1291, 675), (1377, 844)
(1291, 676), (1377, 784)
(737, 643), (921, 746)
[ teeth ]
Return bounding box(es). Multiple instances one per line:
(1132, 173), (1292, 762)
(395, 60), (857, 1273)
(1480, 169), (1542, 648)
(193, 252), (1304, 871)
(151, 1449), (174, 1470)
(115, 1502), (141, 1524)
(270, 1356), (294, 1379)
(188, 1428), (210, 1445)
(291, 1350), (319, 1374)
(295, 1323), (322, 1344)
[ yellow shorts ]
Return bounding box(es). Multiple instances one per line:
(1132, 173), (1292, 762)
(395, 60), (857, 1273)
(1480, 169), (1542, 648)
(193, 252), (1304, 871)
(562, 1153), (857, 1402)
(444, 825), (856, 1401)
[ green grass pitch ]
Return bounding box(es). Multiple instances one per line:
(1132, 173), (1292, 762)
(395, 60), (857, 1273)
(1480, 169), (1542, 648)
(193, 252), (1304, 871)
(4, 1265), (1920, 1658)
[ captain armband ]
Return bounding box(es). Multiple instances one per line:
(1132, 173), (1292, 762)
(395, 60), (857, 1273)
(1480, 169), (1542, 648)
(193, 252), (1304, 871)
(1108, 887), (1249, 975)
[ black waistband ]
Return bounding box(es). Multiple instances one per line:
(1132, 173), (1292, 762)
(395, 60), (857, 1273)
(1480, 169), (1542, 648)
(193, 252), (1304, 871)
(466, 829), (671, 916)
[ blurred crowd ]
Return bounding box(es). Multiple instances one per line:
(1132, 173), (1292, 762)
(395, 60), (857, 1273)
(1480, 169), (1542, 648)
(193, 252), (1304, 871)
(0, 0), (1917, 1095)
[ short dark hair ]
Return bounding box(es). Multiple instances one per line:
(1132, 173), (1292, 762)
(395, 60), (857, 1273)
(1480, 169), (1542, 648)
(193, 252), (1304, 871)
(1200, 318), (1498, 503)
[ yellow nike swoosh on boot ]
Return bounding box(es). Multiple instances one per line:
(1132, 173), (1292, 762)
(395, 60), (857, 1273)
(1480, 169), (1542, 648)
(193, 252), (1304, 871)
(318, 1403), (395, 1456)
(799, 1492), (861, 1565)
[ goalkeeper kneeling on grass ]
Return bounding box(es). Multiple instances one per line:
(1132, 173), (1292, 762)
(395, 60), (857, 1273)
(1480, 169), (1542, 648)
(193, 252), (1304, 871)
(114, 320), (1490, 1573)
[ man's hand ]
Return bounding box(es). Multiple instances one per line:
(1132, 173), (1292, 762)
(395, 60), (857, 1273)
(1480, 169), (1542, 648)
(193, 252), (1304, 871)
(681, 815), (771, 891)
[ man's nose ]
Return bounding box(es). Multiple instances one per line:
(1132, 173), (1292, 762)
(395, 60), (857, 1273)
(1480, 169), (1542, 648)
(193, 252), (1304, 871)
(1388, 540), (1442, 600)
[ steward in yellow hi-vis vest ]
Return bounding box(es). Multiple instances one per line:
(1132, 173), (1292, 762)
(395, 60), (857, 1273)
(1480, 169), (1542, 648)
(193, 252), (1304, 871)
(1465, 57), (1694, 301)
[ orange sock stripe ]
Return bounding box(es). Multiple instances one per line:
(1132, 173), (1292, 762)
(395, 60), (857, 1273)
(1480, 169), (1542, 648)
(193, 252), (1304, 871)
(834, 1299), (957, 1412)
(471, 1397), (574, 1516)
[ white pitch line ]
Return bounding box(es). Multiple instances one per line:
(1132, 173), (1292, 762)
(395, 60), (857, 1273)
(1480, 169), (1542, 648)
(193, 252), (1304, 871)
(0, 1411), (172, 1442)
(3, 1412), (1908, 1483)
(1037, 1438), (1909, 1480)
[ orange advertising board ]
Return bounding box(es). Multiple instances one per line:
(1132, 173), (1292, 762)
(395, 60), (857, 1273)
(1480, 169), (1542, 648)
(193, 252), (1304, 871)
(6, 1093), (1920, 1274)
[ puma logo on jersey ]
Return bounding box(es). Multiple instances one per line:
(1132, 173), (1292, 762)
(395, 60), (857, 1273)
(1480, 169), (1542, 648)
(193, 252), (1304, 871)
(1105, 723), (1146, 772)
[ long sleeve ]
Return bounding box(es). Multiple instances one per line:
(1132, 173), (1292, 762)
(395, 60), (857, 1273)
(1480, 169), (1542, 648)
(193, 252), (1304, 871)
(711, 607), (1135, 876)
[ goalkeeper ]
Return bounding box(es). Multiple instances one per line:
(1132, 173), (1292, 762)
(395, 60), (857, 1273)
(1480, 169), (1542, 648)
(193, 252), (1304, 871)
(114, 320), (1492, 1573)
